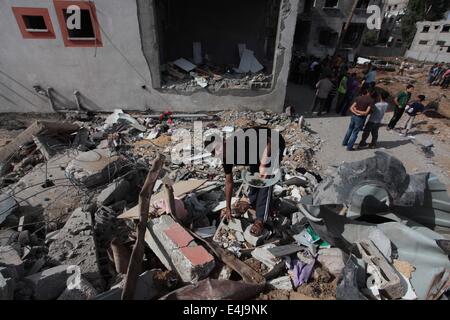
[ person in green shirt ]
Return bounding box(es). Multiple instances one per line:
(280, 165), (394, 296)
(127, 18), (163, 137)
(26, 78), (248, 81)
(336, 73), (348, 113)
(387, 84), (414, 130)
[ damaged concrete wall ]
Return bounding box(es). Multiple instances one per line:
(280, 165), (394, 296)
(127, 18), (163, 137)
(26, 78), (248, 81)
(297, 0), (381, 58)
(0, 0), (298, 113)
(406, 21), (450, 63)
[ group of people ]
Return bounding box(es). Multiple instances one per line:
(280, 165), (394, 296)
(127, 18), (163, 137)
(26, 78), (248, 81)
(342, 84), (426, 151)
(309, 57), (378, 117)
(428, 63), (450, 88)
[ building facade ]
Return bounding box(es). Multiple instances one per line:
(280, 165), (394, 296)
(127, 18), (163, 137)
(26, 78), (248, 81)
(378, 0), (408, 47)
(406, 20), (450, 63)
(0, 0), (299, 113)
(294, 0), (382, 58)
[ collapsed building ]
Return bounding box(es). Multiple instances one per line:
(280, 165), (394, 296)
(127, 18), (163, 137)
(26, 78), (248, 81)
(0, 111), (449, 300)
(0, 0), (300, 113)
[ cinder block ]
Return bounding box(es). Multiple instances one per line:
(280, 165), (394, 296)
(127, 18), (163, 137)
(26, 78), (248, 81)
(357, 241), (407, 299)
(147, 215), (215, 283)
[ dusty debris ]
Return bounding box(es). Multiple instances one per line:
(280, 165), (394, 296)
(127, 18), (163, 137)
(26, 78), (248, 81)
(0, 108), (448, 301)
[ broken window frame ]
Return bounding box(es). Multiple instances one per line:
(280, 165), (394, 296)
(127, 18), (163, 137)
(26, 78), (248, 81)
(418, 40), (429, 45)
(12, 7), (56, 39)
(323, 0), (339, 9)
(441, 25), (450, 33)
(422, 25), (430, 33)
(53, 0), (103, 48)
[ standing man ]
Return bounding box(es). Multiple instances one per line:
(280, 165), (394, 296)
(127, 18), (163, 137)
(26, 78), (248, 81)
(358, 91), (389, 149)
(206, 126), (286, 237)
(339, 73), (360, 115)
(400, 95), (426, 136)
(342, 89), (376, 151)
(362, 63), (377, 90)
(311, 76), (334, 116)
(336, 72), (348, 113)
(387, 84), (414, 131)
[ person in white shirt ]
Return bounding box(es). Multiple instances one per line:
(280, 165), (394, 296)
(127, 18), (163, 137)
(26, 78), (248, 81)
(358, 91), (389, 149)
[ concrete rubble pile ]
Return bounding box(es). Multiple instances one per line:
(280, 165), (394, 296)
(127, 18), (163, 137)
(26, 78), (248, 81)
(0, 109), (449, 301)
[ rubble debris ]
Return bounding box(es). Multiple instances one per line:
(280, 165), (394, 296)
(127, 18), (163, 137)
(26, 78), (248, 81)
(48, 208), (102, 289)
(244, 225), (270, 247)
(357, 241), (406, 300)
(317, 248), (347, 279)
(94, 270), (159, 300)
(267, 276), (293, 291)
(0, 121), (78, 164)
(0, 245), (24, 278)
(65, 149), (126, 188)
(160, 278), (265, 300)
(0, 271), (14, 300)
(0, 193), (17, 225)
(146, 215), (215, 283)
(96, 179), (130, 206)
(57, 276), (98, 300)
(24, 265), (75, 300)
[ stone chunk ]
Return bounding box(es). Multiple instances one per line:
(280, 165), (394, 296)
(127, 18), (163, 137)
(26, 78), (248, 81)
(48, 208), (101, 288)
(25, 265), (74, 300)
(0, 245), (23, 278)
(317, 248), (347, 279)
(96, 179), (130, 206)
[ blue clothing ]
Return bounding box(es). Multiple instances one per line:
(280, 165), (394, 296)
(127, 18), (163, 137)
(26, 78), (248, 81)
(365, 70), (377, 84)
(343, 115), (366, 150)
(406, 102), (425, 116)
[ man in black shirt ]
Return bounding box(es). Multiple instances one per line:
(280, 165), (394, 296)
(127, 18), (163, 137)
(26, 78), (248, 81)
(206, 126), (286, 236)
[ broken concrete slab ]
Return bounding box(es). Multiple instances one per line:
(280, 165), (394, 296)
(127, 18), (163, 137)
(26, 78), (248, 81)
(7, 153), (82, 222)
(173, 58), (196, 72)
(244, 225), (269, 247)
(0, 193), (18, 225)
(0, 121), (78, 164)
(65, 149), (125, 188)
(25, 265), (74, 300)
(48, 208), (102, 289)
(96, 178), (130, 206)
(146, 215), (215, 283)
(57, 277), (98, 300)
(93, 270), (158, 300)
(0, 245), (24, 278)
(0, 229), (18, 246)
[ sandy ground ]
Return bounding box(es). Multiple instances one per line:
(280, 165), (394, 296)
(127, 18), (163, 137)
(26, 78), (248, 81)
(286, 82), (450, 187)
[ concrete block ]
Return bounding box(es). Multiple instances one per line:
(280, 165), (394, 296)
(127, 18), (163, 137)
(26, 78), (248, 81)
(48, 208), (101, 288)
(146, 215), (215, 283)
(317, 248), (347, 279)
(0, 245), (23, 278)
(96, 179), (130, 206)
(25, 265), (74, 300)
(244, 225), (269, 247)
(57, 277), (98, 300)
(65, 149), (124, 188)
(357, 241), (406, 299)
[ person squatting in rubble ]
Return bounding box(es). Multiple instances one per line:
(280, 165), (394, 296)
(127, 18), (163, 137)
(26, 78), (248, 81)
(205, 125), (286, 236)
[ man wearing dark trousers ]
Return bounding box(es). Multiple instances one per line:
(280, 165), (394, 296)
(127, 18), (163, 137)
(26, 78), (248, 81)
(387, 84), (414, 130)
(206, 126), (286, 236)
